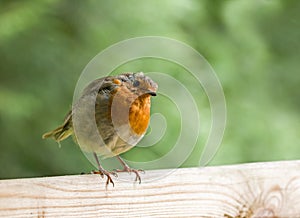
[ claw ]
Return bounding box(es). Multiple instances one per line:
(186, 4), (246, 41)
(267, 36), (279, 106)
(116, 156), (144, 184)
(92, 152), (118, 187)
(114, 167), (143, 184)
(138, 169), (145, 174)
(111, 171), (119, 178)
(92, 169), (116, 187)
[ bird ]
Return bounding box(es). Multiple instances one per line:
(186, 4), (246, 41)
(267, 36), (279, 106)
(42, 72), (158, 186)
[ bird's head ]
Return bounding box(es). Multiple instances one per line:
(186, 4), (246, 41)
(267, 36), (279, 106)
(116, 72), (158, 97)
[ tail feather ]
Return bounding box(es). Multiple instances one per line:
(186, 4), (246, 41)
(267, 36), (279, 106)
(42, 125), (73, 141)
(42, 111), (73, 142)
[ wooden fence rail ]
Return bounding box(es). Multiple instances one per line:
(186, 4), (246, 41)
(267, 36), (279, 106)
(1, 160), (300, 217)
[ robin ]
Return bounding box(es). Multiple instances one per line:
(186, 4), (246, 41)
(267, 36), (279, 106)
(42, 72), (158, 186)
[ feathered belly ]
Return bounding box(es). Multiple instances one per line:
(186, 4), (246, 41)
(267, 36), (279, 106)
(76, 93), (152, 157)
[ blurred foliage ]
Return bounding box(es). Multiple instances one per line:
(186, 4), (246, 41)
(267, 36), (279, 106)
(0, 0), (299, 179)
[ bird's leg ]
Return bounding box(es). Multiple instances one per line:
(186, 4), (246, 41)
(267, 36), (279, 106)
(92, 152), (117, 187)
(114, 156), (144, 184)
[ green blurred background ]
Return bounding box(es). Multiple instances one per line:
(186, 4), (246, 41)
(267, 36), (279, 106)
(0, 0), (299, 179)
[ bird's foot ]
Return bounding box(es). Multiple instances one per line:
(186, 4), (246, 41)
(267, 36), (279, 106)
(92, 169), (118, 187)
(114, 166), (144, 184)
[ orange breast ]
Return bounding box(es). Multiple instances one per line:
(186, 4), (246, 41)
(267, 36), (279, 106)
(129, 95), (151, 135)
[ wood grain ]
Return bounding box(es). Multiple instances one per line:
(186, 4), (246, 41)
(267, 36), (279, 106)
(1, 161), (300, 217)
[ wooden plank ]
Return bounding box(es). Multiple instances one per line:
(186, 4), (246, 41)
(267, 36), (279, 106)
(1, 161), (300, 217)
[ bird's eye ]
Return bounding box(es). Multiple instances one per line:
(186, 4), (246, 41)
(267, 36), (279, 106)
(133, 80), (140, 87)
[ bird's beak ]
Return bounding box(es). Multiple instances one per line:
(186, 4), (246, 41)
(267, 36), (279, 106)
(147, 91), (156, 96)
(141, 89), (156, 96)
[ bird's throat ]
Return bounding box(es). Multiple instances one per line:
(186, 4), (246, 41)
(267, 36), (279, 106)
(128, 95), (151, 135)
